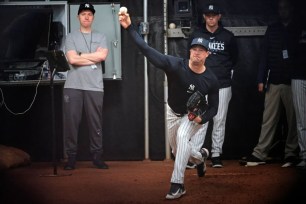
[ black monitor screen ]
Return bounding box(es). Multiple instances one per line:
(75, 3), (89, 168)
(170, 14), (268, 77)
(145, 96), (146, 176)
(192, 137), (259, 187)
(0, 7), (52, 61)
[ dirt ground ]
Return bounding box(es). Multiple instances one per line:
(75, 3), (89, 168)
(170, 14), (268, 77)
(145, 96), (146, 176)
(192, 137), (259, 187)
(0, 160), (305, 204)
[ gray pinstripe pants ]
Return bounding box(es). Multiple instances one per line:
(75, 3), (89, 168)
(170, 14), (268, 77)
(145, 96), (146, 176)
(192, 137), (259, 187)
(292, 79), (306, 160)
(167, 105), (208, 184)
(211, 87), (232, 157)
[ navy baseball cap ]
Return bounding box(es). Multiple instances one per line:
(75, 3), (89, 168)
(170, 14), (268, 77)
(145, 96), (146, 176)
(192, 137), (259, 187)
(190, 38), (209, 50)
(202, 3), (221, 14)
(78, 2), (95, 15)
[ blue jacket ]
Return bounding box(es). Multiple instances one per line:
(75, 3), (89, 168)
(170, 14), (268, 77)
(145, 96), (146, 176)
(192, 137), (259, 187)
(257, 20), (302, 85)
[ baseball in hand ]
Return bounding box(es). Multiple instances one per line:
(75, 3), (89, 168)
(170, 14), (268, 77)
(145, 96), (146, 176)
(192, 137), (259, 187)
(119, 6), (128, 14)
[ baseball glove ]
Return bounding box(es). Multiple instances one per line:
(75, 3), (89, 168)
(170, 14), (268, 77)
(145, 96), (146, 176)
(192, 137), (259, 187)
(186, 91), (207, 121)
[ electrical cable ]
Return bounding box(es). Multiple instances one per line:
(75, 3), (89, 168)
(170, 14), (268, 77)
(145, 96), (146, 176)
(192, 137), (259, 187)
(0, 64), (46, 115)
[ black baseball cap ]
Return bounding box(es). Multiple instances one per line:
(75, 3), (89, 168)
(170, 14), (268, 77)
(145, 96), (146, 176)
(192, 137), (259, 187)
(202, 3), (221, 14)
(78, 2), (95, 15)
(190, 38), (209, 50)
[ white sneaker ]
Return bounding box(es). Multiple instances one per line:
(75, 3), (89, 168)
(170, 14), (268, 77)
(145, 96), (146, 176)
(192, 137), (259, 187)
(282, 162), (293, 168)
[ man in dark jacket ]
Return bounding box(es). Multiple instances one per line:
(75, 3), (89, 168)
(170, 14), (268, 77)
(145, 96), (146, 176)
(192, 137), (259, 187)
(246, 0), (299, 167)
(119, 9), (220, 200)
(188, 2), (238, 168)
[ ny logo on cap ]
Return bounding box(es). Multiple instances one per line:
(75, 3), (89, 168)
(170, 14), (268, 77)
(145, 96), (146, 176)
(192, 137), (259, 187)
(85, 4), (90, 8)
(197, 38), (203, 43)
(209, 5), (214, 10)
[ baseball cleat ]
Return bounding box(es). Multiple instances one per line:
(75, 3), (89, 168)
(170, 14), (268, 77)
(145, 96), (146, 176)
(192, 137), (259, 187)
(186, 161), (196, 169)
(197, 148), (209, 177)
(244, 155), (266, 167)
(165, 183), (186, 200)
(211, 156), (223, 168)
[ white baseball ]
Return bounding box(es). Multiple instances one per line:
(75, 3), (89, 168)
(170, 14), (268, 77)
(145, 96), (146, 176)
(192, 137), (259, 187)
(119, 6), (128, 14)
(169, 23), (176, 29)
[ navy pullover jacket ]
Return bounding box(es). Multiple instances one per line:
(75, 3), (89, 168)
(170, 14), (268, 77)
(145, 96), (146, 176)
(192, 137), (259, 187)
(188, 25), (238, 89)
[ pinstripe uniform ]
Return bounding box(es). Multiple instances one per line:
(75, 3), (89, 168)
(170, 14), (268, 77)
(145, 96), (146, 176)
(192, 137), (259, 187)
(125, 25), (219, 184)
(291, 80), (306, 160)
(167, 106), (209, 183)
(292, 31), (306, 161)
(211, 87), (232, 157)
